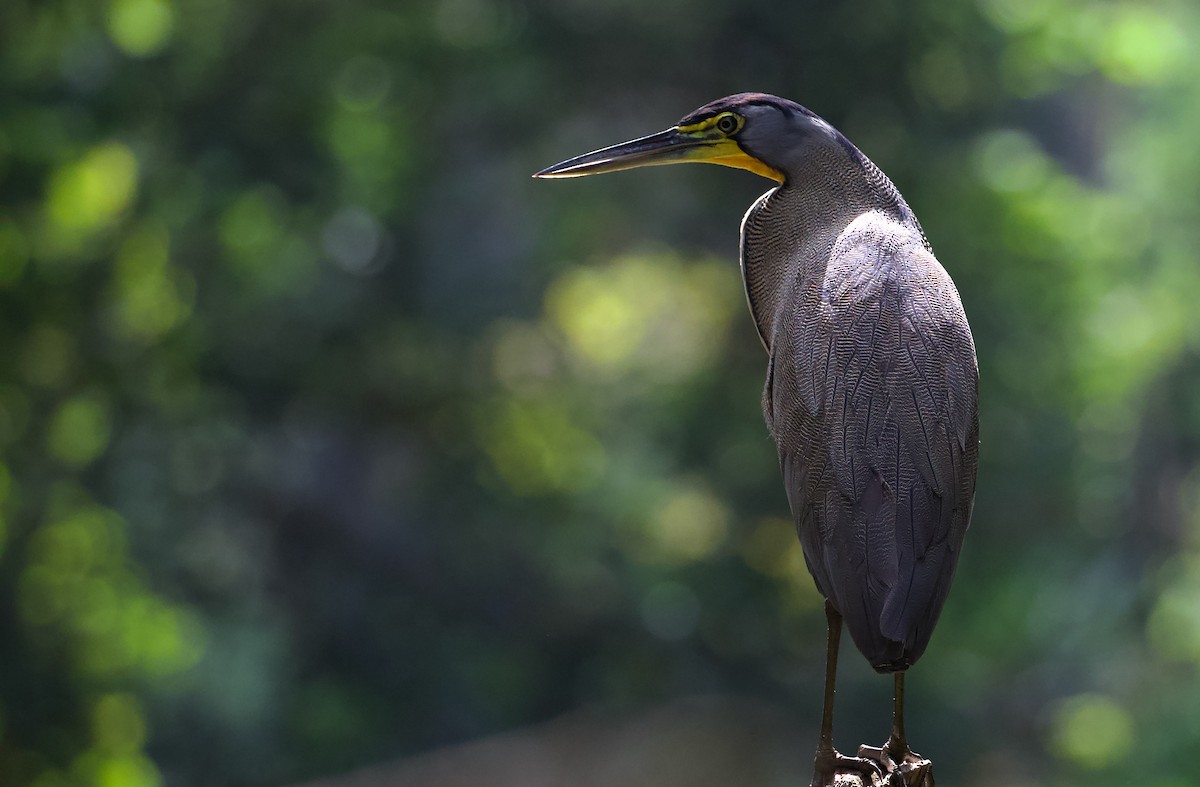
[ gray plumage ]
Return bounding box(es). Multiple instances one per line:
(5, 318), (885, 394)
(723, 94), (979, 671)
(535, 92), (979, 781)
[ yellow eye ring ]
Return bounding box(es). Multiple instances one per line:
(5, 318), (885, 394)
(716, 114), (740, 135)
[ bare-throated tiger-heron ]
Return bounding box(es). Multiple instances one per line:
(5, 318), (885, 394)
(535, 93), (979, 787)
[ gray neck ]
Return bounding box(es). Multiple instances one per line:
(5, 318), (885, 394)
(739, 130), (923, 350)
(779, 126), (920, 235)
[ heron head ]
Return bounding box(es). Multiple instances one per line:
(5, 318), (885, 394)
(534, 93), (807, 183)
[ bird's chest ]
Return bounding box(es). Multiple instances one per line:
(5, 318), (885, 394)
(740, 187), (846, 356)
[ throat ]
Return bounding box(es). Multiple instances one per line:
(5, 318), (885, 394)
(738, 139), (917, 352)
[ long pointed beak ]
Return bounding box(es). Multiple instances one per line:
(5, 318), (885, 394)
(534, 127), (724, 179)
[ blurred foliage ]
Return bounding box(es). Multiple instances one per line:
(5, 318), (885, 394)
(3, 0), (1200, 785)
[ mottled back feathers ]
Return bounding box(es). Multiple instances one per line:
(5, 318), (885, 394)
(742, 127), (979, 671)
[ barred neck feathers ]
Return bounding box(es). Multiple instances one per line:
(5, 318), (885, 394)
(737, 118), (927, 352)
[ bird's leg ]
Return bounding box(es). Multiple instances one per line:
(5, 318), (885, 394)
(859, 672), (933, 787)
(811, 601), (885, 787)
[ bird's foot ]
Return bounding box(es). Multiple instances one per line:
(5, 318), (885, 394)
(857, 742), (933, 787)
(811, 747), (886, 787)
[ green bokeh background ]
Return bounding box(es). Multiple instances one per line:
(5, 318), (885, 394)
(3, 0), (1200, 785)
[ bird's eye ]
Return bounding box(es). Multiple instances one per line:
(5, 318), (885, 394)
(716, 114), (740, 134)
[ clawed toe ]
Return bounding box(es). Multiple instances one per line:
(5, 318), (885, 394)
(811, 748), (886, 787)
(856, 742), (933, 787)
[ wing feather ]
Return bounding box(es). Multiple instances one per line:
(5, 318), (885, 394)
(764, 212), (979, 670)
